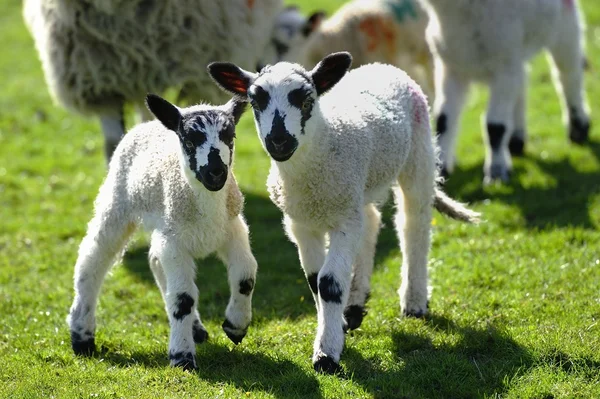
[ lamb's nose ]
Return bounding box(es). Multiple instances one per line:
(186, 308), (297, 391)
(271, 137), (287, 150)
(209, 169), (224, 179)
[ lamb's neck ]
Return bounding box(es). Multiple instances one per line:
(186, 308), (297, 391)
(181, 164), (227, 205)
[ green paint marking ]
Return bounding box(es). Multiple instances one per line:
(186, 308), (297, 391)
(386, 0), (419, 22)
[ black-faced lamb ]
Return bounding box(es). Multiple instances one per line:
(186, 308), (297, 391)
(67, 94), (256, 371)
(419, 0), (591, 184)
(23, 0), (282, 161)
(208, 52), (480, 373)
(261, 0), (433, 96)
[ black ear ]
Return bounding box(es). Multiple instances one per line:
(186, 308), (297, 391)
(145, 93), (181, 132)
(207, 62), (256, 97)
(310, 52), (352, 96)
(302, 11), (325, 37)
(224, 98), (249, 125)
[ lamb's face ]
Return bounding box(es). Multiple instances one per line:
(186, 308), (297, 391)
(178, 110), (235, 191)
(248, 63), (318, 162)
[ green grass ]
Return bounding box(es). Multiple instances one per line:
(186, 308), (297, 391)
(1, 0), (600, 397)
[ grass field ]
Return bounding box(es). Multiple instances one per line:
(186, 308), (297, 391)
(1, 0), (600, 397)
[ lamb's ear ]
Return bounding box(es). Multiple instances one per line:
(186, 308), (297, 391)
(310, 52), (352, 96)
(224, 98), (249, 125)
(207, 62), (256, 97)
(145, 93), (181, 132)
(302, 11), (325, 37)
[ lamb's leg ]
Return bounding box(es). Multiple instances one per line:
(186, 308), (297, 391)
(99, 106), (125, 163)
(151, 233), (199, 371)
(68, 215), (136, 355)
(484, 66), (524, 184)
(285, 215), (326, 311)
(149, 252), (207, 344)
(312, 211), (363, 374)
(547, 7), (590, 144)
(432, 58), (469, 177)
(394, 146), (435, 316)
(217, 215), (258, 345)
(344, 203), (381, 331)
(509, 83), (527, 157)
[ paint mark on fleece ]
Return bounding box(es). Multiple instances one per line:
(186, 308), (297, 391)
(359, 16), (396, 58)
(408, 83), (428, 126)
(386, 0), (419, 23)
(247, 0), (255, 9)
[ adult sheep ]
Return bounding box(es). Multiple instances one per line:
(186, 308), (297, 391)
(419, 0), (591, 184)
(208, 52), (480, 373)
(23, 0), (282, 161)
(261, 0), (433, 96)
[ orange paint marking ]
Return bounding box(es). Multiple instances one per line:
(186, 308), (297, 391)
(359, 16), (397, 59)
(246, 0), (255, 9)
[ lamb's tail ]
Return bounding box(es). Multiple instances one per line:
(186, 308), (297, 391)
(434, 188), (480, 223)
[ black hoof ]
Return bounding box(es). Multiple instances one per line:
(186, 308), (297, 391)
(313, 355), (343, 375)
(169, 351), (197, 371)
(484, 165), (511, 185)
(222, 319), (247, 345)
(192, 322), (209, 344)
(569, 118), (590, 144)
(440, 167), (449, 180)
(402, 307), (427, 318)
(71, 331), (95, 356)
(343, 305), (367, 332)
(508, 135), (525, 156)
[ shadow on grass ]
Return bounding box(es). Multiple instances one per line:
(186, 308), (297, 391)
(343, 314), (534, 398)
(443, 140), (600, 229)
(122, 191), (402, 321)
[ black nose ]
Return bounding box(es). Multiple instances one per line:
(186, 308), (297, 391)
(271, 137), (287, 150)
(209, 169), (224, 179)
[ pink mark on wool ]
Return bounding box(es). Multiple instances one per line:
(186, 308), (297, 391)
(408, 83), (428, 126)
(563, 0), (574, 9)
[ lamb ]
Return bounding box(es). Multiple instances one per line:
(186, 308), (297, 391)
(208, 52), (480, 373)
(260, 0), (433, 96)
(23, 0), (282, 161)
(67, 94), (257, 371)
(419, 0), (591, 184)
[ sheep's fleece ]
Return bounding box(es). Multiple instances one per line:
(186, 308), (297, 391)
(23, 0), (282, 115)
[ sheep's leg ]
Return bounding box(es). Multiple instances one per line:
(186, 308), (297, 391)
(344, 203), (381, 331)
(149, 252), (207, 344)
(432, 58), (469, 177)
(216, 215), (258, 345)
(285, 215), (326, 311)
(394, 157), (435, 317)
(151, 232), (199, 371)
(509, 83), (527, 157)
(99, 106), (125, 163)
(312, 211), (363, 374)
(68, 215), (136, 356)
(547, 9), (590, 144)
(484, 66), (523, 184)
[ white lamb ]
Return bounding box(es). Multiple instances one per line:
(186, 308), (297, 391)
(23, 0), (282, 161)
(67, 94), (257, 371)
(208, 52), (480, 373)
(261, 0), (433, 96)
(419, 0), (591, 184)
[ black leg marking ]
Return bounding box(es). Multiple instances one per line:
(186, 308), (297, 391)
(509, 133), (525, 156)
(487, 123), (506, 151)
(307, 273), (318, 296)
(569, 107), (590, 144)
(344, 305), (367, 331)
(169, 351), (197, 371)
(238, 278), (255, 296)
(192, 320), (209, 344)
(173, 293), (194, 320)
(222, 319), (247, 345)
(313, 355), (344, 375)
(435, 113), (447, 137)
(71, 330), (95, 356)
(402, 307), (427, 318)
(318, 274), (342, 304)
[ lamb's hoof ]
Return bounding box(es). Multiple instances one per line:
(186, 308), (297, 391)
(402, 308), (427, 318)
(169, 351), (197, 371)
(192, 322), (209, 344)
(222, 319), (247, 345)
(313, 355), (343, 375)
(71, 331), (95, 356)
(569, 118), (590, 144)
(508, 135), (525, 156)
(484, 165), (511, 185)
(343, 305), (367, 332)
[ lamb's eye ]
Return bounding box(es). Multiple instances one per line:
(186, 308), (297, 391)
(249, 98), (258, 109)
(185, 140), (194, 149)
(301, 98), (311, 111)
